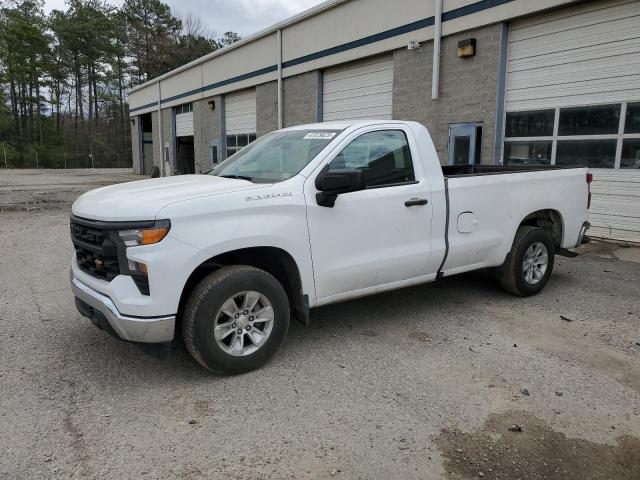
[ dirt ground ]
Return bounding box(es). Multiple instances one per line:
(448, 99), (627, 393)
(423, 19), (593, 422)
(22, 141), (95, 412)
(0, 169), (639, 479)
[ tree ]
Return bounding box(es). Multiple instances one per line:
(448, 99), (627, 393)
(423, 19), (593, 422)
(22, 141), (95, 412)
(0, 0), (241, 168)
(219, 31), (241, 47)
(123, 0), (182, 82)
(0, 0), (50, 163)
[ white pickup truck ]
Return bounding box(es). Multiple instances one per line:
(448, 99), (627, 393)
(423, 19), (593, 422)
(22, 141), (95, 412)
(71, 120), (591, 373)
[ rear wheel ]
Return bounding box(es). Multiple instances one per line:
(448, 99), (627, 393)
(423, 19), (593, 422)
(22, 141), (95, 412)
(497, 226), (555, 296)
(182, 265), (290, 374)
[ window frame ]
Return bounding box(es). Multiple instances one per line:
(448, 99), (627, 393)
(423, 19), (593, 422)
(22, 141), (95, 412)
(503, 102), (640, 169)
(325, 128), (417, 190)
(174, 103), (193, 115)
(225, 132), (257, 158)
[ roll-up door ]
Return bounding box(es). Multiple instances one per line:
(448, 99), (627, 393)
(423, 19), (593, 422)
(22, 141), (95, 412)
(323, 55), (394, 122)
(224, 89), (257, 158)
(506, 0), (640, 111)
(175, 103), (193, 137)
(505, 0), (640, 243)
(225, 89), (257, 135)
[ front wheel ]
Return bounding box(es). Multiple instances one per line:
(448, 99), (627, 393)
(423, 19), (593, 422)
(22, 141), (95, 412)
(182, 265), (290, 374)
(497, 226), (555, 296)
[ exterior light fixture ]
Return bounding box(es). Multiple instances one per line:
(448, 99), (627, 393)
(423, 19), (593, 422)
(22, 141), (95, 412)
(457, 38), (476, 58)
(208, 100), (216, 110)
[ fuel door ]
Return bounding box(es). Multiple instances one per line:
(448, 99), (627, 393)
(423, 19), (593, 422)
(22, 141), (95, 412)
(457, 211), (477, 233)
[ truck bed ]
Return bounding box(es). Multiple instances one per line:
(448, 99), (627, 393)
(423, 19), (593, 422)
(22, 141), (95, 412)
(442, 164), (580, 178)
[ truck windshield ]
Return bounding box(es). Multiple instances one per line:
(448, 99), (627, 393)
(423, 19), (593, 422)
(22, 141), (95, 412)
(210, 130), (342, 183)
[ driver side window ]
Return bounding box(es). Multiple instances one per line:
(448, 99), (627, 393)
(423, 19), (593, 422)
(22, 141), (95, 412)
(328, 130), (415, 187)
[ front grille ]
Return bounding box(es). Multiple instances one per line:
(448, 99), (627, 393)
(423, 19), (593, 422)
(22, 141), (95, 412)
(70, 221), (120, 281)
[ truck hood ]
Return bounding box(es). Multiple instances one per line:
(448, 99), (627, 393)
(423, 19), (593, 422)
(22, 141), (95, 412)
(72, 174), (263, 221)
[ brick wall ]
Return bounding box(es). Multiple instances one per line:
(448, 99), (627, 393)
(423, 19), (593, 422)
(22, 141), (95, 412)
(256, 82), (278, 137)
(284, 71), (320, 127)
(393, 23), (502, 164)
(193, 96), (223, 172)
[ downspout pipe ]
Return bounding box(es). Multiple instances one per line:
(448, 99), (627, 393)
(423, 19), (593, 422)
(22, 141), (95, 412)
(277, 29), (283, 129)
(431, 0), (443, 100)
(156, 80), (164, 177)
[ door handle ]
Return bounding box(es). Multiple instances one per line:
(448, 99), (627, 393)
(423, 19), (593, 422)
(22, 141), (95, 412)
(405, 198), (429, 207)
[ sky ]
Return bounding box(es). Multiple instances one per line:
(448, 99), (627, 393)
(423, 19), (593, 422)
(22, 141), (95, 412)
(43, 0), (326, 37)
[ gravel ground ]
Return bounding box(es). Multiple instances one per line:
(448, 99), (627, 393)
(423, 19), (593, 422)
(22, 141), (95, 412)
(1, 169), (639, 479)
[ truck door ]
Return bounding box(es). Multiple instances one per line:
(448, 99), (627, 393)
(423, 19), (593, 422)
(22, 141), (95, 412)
(305, 127), (433, 301)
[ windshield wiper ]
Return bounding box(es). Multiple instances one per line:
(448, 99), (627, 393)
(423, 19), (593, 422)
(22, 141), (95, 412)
(218, 174), (254, 182)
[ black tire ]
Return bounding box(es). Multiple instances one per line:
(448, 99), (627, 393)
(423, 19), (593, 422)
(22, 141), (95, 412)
(182, 265), (290, 374)
(497, 226), (555, 296)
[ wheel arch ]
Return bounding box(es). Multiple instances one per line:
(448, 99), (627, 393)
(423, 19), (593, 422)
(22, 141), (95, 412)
(517, 209), (564, 249)
(177, 246), (308, 332)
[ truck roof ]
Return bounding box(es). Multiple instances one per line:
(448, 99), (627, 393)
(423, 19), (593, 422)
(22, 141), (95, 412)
(284, 120), (421, 131)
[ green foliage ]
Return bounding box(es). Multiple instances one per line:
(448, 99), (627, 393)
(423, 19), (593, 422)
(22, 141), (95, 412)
(0, 0), (241, 169)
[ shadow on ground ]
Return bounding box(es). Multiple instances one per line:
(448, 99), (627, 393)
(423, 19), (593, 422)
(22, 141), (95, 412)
(436, 411), (640, 479)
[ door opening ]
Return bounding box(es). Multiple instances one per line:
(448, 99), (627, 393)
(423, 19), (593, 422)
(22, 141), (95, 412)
(448, 123), (483, 165)
(176, 136), (195, 174)
(140, 113), (154, 176)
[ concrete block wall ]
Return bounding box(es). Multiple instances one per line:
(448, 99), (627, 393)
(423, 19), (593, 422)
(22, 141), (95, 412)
(161, 108), (172, 172)
(257, 82), (278, 137)
(284, 71), (320, 127)
(193, 95), (223, 172)
(256, 72), (320, 137)
(393, 23), (502, 164)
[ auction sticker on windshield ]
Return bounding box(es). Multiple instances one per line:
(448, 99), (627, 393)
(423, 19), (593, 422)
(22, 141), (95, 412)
(303, 132), (337, 140)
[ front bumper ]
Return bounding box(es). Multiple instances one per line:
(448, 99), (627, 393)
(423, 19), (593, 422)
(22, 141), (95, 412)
(71, 276), (175, 343)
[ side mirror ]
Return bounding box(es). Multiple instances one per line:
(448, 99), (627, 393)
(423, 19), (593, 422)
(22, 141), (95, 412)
(315, 169), (366, 207)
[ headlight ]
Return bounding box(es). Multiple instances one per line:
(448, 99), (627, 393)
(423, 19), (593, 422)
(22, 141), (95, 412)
(118, 220), (170, 247)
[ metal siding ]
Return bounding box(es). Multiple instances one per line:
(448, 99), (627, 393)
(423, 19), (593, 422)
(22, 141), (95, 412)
(506, 0), (640, 111)
(589, 169), (640, 243)
(322, 55), (394, 121)
(506, 0), (640, 243)
(175, 112), (194, 137)
(225, 89), (257, 135)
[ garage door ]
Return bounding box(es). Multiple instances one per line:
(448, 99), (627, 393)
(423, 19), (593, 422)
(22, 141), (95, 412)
(505, 0), (640, 243)
(175, 103), (193, 137)
(225, 89), (257, 135)
(224, 89), (257, 157)
(323, 55), (394, 122)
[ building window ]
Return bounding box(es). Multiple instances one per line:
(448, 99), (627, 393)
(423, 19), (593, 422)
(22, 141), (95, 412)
(175, 103), (193, 114)
(621, 139), (640, 169)
(556, 140), (617, 169)
(504, 141), (552, 165)
(625, 102), (640, 134)
(558, 104), (620, 136)
(505, 110), (554, 138)
(504, 102), (640, 169)
(226, 133), (256, 157)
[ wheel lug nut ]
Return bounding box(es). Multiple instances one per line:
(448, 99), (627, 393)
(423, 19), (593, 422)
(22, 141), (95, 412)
(234, 313), (240, 319)
(231, 323), (236, 328)
(246, 325), (251, 331)
(249, 316), (254, 321)
(243, 310), (249, 315)
(237, 329), (242, 335)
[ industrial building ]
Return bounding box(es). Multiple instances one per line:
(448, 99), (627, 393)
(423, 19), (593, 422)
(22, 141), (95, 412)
(128, 0), (640, 242)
